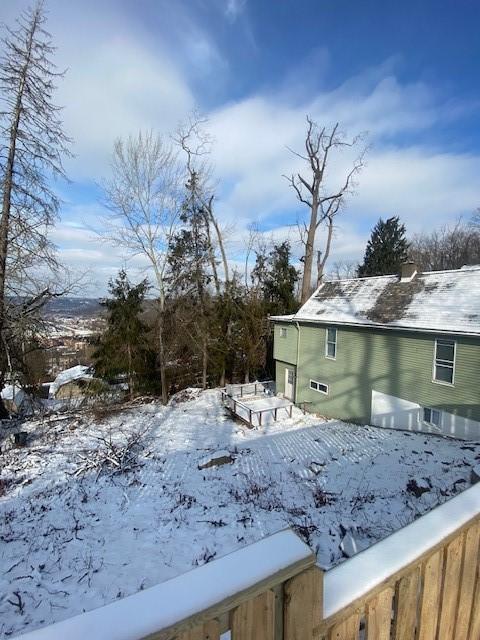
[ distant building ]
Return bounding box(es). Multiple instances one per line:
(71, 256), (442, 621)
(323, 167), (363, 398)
(1, 384), (33, 414)
(49, 365), (95, 400)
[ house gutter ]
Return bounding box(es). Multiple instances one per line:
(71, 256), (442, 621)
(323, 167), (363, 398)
(271, 316), (480, 339)
(295, 320), (300, 403)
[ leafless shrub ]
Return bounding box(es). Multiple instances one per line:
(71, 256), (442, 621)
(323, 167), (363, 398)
(74, 430), (147, 478)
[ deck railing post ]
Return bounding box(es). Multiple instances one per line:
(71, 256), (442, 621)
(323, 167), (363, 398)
(259, 411), (262, 427)
(284, 566), (324, 640)
(290, 405), (293, 418)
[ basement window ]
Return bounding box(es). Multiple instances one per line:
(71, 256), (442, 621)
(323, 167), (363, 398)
(423, 407), (441, 428)
(310, 379), (329, 395)
(433, 338), (456, 385)
(325, 327), (337, 359)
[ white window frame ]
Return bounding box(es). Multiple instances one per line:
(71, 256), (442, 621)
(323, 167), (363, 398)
(280, 327), (287, 338)
(325, 327), (337, 360)
(309, 379), (329, 395)
(423, 406), (442, 428)
(432, 338), (456, 386)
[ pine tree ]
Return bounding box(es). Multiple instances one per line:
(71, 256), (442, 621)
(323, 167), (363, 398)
(357, 216), (409, 277)
(253, 241), (299, 314)
(168, 171), (213, 388)
(94, 270), (155, 395)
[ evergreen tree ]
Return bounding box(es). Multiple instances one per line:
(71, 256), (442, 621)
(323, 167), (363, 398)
(168, 171), (213, 388)
(252, 241), (299, 314)
(357, 216), (409, 277)
(94, 270), (155, 395)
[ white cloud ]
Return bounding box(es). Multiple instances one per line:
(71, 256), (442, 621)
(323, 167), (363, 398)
(2, 1), (480, 294)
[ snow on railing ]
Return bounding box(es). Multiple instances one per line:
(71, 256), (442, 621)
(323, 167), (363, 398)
(14, 481), (480, 639)
(221, 390), (294, 426)
(15, 529), (316, 640)
(224, 380), (275, 399)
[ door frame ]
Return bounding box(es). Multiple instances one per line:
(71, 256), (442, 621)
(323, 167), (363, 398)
(284, 366), (295, 401)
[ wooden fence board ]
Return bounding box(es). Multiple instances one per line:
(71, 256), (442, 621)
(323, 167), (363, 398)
(393, 568), (419, 640)
(230, 590), (275, 640)
(365, 587), (393, 640)
(417, 550), (443, 640)
(467, 563), (480, 640)
(437, 534), (464, 639)
(328, 612), (360, 640)
(177, 620), (220, 640)
(284, 566), (323, 640)
(455, 523), (480, 640)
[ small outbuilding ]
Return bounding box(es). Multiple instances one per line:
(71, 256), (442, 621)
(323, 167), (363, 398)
(1, 384), (33, 414)
(49, 365), (95, 400)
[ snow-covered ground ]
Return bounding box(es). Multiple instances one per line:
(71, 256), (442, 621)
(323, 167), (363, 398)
(1, 389), (480, 638)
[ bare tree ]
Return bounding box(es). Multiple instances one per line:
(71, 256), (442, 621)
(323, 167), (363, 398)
(285, 118), (367, 303)
(327, 260), (359, 280)
(409, 218), (480, 272)
(174, 113), (230, 289)
(100, 131), (181, 403)
(0, 1), (72, 410)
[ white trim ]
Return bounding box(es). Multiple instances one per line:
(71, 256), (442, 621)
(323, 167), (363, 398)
(309, 379), (329, 395)
(285, 367), (295, 401)
(432, 338), (456, 387)
(325, 327), (337, 360)
(271, 317), (480, 339)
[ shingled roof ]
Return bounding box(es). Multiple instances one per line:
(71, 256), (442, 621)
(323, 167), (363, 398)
(272, 265), (480, 336)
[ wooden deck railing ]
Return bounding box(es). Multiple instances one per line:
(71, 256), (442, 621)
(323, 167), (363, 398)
(224, 380), (276, 398)
(220, 387), (293, 427)
(318, 513), (480, 640)
(16, 486), (480, 640)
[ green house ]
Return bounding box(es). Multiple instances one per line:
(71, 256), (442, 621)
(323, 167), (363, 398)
(271, 263), (480, 439)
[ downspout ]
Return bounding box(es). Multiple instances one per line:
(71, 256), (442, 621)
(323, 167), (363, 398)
(295, 321), (300, 404)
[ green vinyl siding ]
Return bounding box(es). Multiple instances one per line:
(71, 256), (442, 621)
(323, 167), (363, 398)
(274, 322), (480, 424)
(273, 322), (298, 365)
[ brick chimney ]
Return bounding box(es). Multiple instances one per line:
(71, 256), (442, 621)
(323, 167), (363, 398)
(400, 261), (417, 282)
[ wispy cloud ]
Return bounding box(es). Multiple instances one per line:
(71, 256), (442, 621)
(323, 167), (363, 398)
(1, 0), (479, 295)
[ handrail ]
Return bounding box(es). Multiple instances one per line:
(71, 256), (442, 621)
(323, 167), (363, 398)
(15, 530), (315, 640)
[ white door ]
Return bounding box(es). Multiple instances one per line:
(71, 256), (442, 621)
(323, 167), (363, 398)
(285, 367), (295, 400)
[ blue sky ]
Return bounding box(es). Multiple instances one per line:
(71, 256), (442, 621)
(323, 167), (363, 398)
(2, 0), (480, 295)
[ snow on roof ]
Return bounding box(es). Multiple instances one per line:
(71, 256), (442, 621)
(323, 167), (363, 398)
(49, 365), (93, 397)
(288, 266), (480, 335)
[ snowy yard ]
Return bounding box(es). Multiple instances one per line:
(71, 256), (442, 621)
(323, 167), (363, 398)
(1, 389), (480, 638)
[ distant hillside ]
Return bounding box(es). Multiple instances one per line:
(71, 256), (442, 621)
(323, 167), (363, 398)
(43, 297), (103, 318)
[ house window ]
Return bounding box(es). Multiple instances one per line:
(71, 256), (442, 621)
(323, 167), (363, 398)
(423, 407), (441, 427)
(310, 379), (329, 395)
(325, 327), (337, 359)
(280, 327), (287, 338)
(433, 338), (455, 385)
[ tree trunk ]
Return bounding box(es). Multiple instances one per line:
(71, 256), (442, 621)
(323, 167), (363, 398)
(158, 309), (168, 404)
(203, 211), (220, 295)
(0, 13), (36, 415)
(208, 203), (229, 286)
(202, 334), (208, 390)
(300, 201), (318, 304)
(316, 217), (334, 287)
